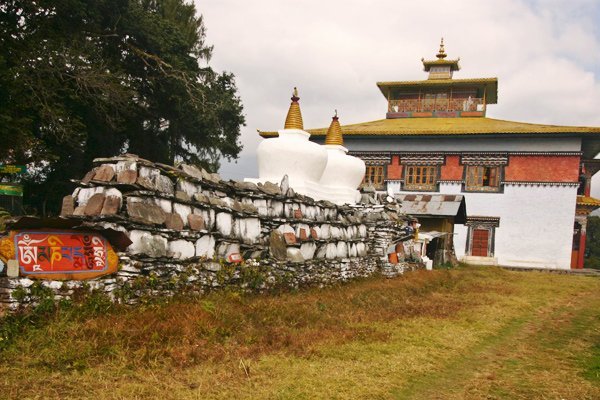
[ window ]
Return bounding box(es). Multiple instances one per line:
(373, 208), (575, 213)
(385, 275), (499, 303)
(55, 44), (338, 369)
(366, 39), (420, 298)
(465, 165), (500, 192)
(362, 165), (385, 189)
(404, 165), (437, 191)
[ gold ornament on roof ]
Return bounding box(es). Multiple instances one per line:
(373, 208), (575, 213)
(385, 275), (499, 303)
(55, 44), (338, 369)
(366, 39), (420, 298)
(436, 37), (447, 59)
(325, 110), (344, 146)
(284, 87), (304, 130)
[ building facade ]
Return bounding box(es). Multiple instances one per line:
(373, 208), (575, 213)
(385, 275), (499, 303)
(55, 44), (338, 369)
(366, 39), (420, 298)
(262, 40), (600, 269)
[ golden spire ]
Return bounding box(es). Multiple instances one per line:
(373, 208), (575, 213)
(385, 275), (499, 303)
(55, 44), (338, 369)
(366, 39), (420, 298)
(436, 37), (447, 59)
(325, 110), (344, 146)
(284, 87), (304, 130)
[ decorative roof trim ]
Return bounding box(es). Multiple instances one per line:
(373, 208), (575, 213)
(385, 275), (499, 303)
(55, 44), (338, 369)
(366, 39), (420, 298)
(376, 77), (498, 87)
(400, 154), (445, 165)
(466, 216), (500, 227)
(461, 153), (508, 166)
(502, 181), (579, 187)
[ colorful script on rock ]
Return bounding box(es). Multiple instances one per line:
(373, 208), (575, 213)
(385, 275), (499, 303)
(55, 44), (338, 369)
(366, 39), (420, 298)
(0, 230), (119, 280)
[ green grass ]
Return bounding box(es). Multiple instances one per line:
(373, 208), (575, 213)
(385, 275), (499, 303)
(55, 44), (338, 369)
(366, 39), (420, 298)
(1, 266), (599, 399)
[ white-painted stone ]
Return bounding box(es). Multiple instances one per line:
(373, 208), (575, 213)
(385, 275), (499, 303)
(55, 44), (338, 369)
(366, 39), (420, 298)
(115, 160), (136, 173)
(76, 187), (104, 206)
(195, 235), (216, 259)
(270, 201), (284, 218)
(326, 243), (337, 259)
(356, 242), (367, 257)
(358, 225), (367, 238)
(287, 247), (304, 262)
(42, 281), (63, 290)
(348, 243), (358, 257)
(239, 218), (261, 243)
(336, 242), (348, 258)
(168, 240), (195, 259)
(321, 224), (331, 239)
(295, 223), (310, 238)
(154, 198), (173, 214)
(173, 203), (192, 227)
(300, 242), (317, 260)
(330, 226), (342, 239)
(177, 179), (201, 197)
(127, 230), (168, 257)
(216, 212), (233, 236)
(218, 242), (240, 258)
(277, 224), (295, 234)
(254, 199), (269, 216)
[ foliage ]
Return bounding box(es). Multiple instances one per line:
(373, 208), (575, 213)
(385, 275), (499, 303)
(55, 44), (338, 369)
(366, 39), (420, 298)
(0, 207), (9, 231)
(0, 0), (245, 215)
(585, 216), (600, 269)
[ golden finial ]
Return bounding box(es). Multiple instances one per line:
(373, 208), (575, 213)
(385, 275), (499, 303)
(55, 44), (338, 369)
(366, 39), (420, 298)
(325, 110), (343, 146)
(284, 87), (304, 130)
(436, 37), (447, 59)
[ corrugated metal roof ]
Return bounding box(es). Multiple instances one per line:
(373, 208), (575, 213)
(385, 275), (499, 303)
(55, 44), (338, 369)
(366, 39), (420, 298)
(396, 194), (467, 223)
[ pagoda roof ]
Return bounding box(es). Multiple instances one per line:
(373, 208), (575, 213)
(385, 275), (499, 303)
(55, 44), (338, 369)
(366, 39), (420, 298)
(259, 117), (600, 138)
(422, 58), (461, 71)
(577, 195), (600, 208)
(377, 77), (498, 104)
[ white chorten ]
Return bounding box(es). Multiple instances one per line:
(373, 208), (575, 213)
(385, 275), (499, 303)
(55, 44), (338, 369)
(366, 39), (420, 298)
(251, 89), (365, 205)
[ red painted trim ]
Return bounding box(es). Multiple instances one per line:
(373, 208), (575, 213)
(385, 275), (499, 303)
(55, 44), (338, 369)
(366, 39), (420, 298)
(504, 155), (580, 182)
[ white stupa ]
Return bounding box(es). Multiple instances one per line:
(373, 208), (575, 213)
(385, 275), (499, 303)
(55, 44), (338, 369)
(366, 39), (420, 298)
(250, 89), (366, 205)
(252, 88), (328, 196)
(317, 111), (366, 205)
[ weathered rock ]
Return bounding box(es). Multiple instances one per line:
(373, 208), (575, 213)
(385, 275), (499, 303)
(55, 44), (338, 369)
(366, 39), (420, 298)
(196, 235), (216, 259)
(194, 193), (209, 203)
(280, 174), (290, 196)
(128, 230), (168, 257)
(84, 193), (106, 216)
(81, 169), (97, 184)
(60, 195), (74, 216)
(240, 202), (258, 214)
(165, 213), (184, 230)
(216, 212), (233, 236)
(283, 232), (297, 245)
(175, 191), (191, 202)
(179, 164), (204, 180)
(117, 169), (138, 184)
(294, 208), (303, 219)
(101, 195), (122, 215)
(259, 181), (281, 195)
(300, 242), (317, 260)
(286, 247), (304, 263)
(127, 198), (166, 225)
(73, 206), (86, 216)
(188, 214), (206, 231)
(168, 240), (195, 259)
(94, 164), (116, 182)
(269, 230), (287, 261)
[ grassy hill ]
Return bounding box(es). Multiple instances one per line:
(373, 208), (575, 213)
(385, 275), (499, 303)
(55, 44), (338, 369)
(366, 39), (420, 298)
(1, 266), (599, 399)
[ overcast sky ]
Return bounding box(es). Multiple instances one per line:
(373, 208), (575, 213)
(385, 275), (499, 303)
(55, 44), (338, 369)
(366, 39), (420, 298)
(196, 0), (600, 189)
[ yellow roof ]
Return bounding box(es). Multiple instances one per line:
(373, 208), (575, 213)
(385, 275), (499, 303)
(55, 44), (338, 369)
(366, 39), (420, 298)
(259, 117), (600, 138)
(377, 77), (498, 103)
(577, 196), (600, 208)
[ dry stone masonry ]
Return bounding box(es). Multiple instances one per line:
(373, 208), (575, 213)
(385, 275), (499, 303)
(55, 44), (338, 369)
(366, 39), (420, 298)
(0, 154), (420, 309)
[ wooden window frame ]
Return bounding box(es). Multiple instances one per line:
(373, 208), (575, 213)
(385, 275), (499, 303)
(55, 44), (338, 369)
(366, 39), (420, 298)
(403, 165), (438, 191)
(464, 165), (502, 192)
(465, 217), (500, 258)
(362, 165), (386, 189)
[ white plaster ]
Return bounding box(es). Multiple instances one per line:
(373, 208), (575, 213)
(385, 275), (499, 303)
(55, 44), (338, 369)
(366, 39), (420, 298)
(320, 224), (331, 239)
(168, 240), (195, 259)
(336, 242), (348, 258)
(348, 243), (358, 257)
(300, 242), (317, 260)
(326, 243), (338, 259)
(154, 198), (173, 214)
(239, 218), (261, 243)
(216, 212), (233, 236)
(177, 179), (201, 197)
(173, 203), (192, 227)
(195, 235), (216, 259)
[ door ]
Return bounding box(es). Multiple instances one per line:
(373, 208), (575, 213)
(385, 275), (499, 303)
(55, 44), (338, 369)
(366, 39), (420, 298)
(471, 229), (489, 257)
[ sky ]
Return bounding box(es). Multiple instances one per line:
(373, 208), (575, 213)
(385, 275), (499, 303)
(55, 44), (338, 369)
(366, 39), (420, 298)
(196, 0), (600, 190)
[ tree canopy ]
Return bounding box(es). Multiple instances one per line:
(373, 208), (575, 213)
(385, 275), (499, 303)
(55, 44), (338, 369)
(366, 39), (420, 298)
(0, 0), (244, 214)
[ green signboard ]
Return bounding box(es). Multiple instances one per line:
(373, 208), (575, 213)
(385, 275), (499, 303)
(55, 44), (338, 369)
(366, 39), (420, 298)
(0, 184), (23, 197)
(0, 165), (27, 174)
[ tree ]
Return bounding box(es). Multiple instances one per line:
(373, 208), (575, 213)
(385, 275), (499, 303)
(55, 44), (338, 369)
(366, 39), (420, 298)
(585, 216), (600, 269)
(0, 0), (244, 215)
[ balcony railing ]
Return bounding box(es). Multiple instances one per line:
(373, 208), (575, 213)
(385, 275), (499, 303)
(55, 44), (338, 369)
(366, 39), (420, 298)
(388, 98), (486, 113)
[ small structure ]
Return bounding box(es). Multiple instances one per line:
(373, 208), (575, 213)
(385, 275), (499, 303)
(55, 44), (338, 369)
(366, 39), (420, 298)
(396, 194), (466, 267)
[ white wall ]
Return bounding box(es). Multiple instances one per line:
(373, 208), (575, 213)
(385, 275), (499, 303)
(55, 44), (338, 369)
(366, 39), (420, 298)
(389, 182), (578, 269)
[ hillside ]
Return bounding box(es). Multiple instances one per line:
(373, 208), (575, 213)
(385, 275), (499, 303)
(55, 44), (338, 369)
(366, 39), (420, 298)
(1, 266), (599, 399)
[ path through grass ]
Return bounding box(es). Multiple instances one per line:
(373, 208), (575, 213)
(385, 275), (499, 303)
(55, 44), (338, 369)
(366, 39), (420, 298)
(1, 266), (599, 399)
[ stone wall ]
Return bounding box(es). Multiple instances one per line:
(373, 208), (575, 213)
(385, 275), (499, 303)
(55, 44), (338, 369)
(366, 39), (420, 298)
(0, 154), (419, 309)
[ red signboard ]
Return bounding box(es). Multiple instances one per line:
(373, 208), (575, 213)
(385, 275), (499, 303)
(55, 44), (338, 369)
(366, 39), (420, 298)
(0, 230), (119, 280)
